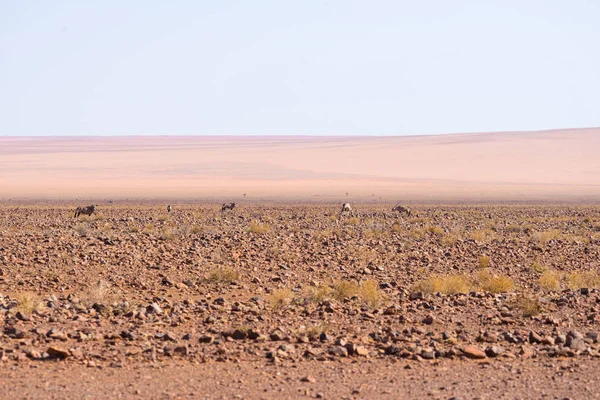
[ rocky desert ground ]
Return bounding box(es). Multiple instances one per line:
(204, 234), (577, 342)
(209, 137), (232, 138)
(1, 202), (600, 399)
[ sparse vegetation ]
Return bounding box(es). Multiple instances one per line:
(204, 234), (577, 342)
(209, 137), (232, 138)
(566, 271), (600, 289)
(413, 274), (471, 295)
(477, 270), (514, 293)
(478, 255), (491, 269)
(208, 267), (240, 284)
(247, 221), (271, 235)
(538, 270), (561, 291)
(14, 292), (42, 314)
(512, 295), (542, 317)
(268, 288), (295, 310)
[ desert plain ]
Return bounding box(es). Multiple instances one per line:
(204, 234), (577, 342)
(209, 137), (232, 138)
(1, 129), (600, 399)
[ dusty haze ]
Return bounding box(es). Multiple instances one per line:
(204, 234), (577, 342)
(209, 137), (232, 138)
(1, 128), (598, 202)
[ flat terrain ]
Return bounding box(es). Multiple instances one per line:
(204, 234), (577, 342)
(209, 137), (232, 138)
(1, 203), (600, 398)
(1, 128), (599, 201)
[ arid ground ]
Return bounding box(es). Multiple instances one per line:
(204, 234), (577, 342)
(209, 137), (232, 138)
(1, 202), (600, 399)
(1, 130), (600, 398)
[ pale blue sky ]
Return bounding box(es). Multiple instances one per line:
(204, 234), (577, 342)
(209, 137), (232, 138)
(1, 1), (599, 136)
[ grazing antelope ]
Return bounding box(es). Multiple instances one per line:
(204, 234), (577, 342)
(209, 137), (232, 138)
(221, 202), (236, 212)
(167, 204), (173, 213)
(392, 204), (411, 216)
(74, 204), (96, 218)
(340, 202), (352, 216)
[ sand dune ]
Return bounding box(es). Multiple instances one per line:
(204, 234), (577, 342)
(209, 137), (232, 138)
(1, 128), (598, 201)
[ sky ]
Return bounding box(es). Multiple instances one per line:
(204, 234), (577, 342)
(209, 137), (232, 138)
(1, 0), (599, 136)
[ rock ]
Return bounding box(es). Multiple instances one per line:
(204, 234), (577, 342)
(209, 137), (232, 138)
(356, 346), (369, 356)
(409, 292), (423, 301)
(199, 335), (214, 344)
(461, 345), (487, 359)
(47, 346), (69, 359)
(301, 375), (316, 383)
(329, 346), (348, 357)
(568, 338), (587, 352)
(421, 349), (436, 359)
(529, 331), (543, 344)
(422, 315), (435, 325)
(147, 303), (162, 314)
(231, 329), (248, 340)
(485, 346), (505, 357)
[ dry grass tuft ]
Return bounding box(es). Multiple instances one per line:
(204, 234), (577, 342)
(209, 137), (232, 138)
(391, 222), (402, 234)
(142, 224), (155, 235)
(75, 224), (88, 237)
(304, 323), (332, 340)
(538, 270), (561, 291)
(82, 280), (112, 307)
(346, 217), (360, 225)
(531, 261), (546, 273)
(425, 225), (444, 236)
(441, 234), (458, 246)
(478, 255), (491, 269)
(208, 267), (240, 284)
(15, 292), (42, 314)
(413, 275), (471, 295)
(359, 280), (384, 308)
(247, 221), (271, 235)
(470, 229), (495, 243)
(532, 229), (561, 246)
(307, 285), (333, 303)
(566, 271), (600, 289)
(91, 213), (105, 222)
(157, 215), (169, 222)
(512, 295), (542, 317)
(477, 270), (514, 293)
(268, 288), (295, 310)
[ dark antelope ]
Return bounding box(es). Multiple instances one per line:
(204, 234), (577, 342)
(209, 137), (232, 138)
(74, 204), (96, 218)
(221, 202), (236, 212)
(392, 205), (411, 216)
(167, 204), (173, 213)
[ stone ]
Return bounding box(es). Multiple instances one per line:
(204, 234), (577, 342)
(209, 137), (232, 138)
(301, 375), (316, 383)
(462, 345), (487, 359)
(329, 346), (348, 357)
(485, 346), (505, 357)
(47, 346), (69, 359)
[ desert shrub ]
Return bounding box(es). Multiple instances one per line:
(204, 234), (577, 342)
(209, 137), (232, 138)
(470, 229), (495, 243)
(331, 280), (359, 300)
(15, 292), (42, 314)
(142, 224), (155, 235)
(159, 228), (175, 241)
(247, 221), (270, 235)
(531, 260), (546, 273)
(306, 285), (333, 303)
(512, 295), (542, 317)
(268, 288), (295, 310)
(208, 267), (239, 284)
(441, 234), (458, 246)
(91, 213), (105, 221)
(566, 271), (600, 289)
(506, 224), (521, 233)
(532, 229), (561, 246)
(425, 225), (444, 236)
(78, 215), (91, 222)
(304, 323), (332, 340)
(477, 270), (514, 293)
(538, 270), (561, 291)
(157, 214), (169, 222)
(359, 280), (384, 308)
(391, 222), (402, 234)
(81, 280), (112, 307)
(191, 225), (203, 234)
(346, 217), (360, 225)
(75, 224), (88, 237)
(478, 255), (491, 269)
(409, 228), (426, 240)
(413, 275), (471, 295)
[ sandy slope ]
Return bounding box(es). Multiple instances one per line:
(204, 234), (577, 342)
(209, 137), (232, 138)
(0, 128), (598, 201)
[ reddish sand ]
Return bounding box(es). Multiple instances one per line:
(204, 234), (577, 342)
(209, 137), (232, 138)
(0, 128), (598, 201)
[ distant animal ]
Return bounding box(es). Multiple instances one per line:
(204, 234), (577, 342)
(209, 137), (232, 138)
(221, 202), (236, 212)
(392, 205), (411, 216)
(167, 204), (172, 213)
(340, 202), (352, 216)
(74, 204), (96, 218)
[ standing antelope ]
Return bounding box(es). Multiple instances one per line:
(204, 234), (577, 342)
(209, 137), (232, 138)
(167, 204), (173, 213)
(392, 205), (411, 216)
(340, 202), (352, 216)
(74, 204), (96, 218)
(221, 202), (236, 212)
